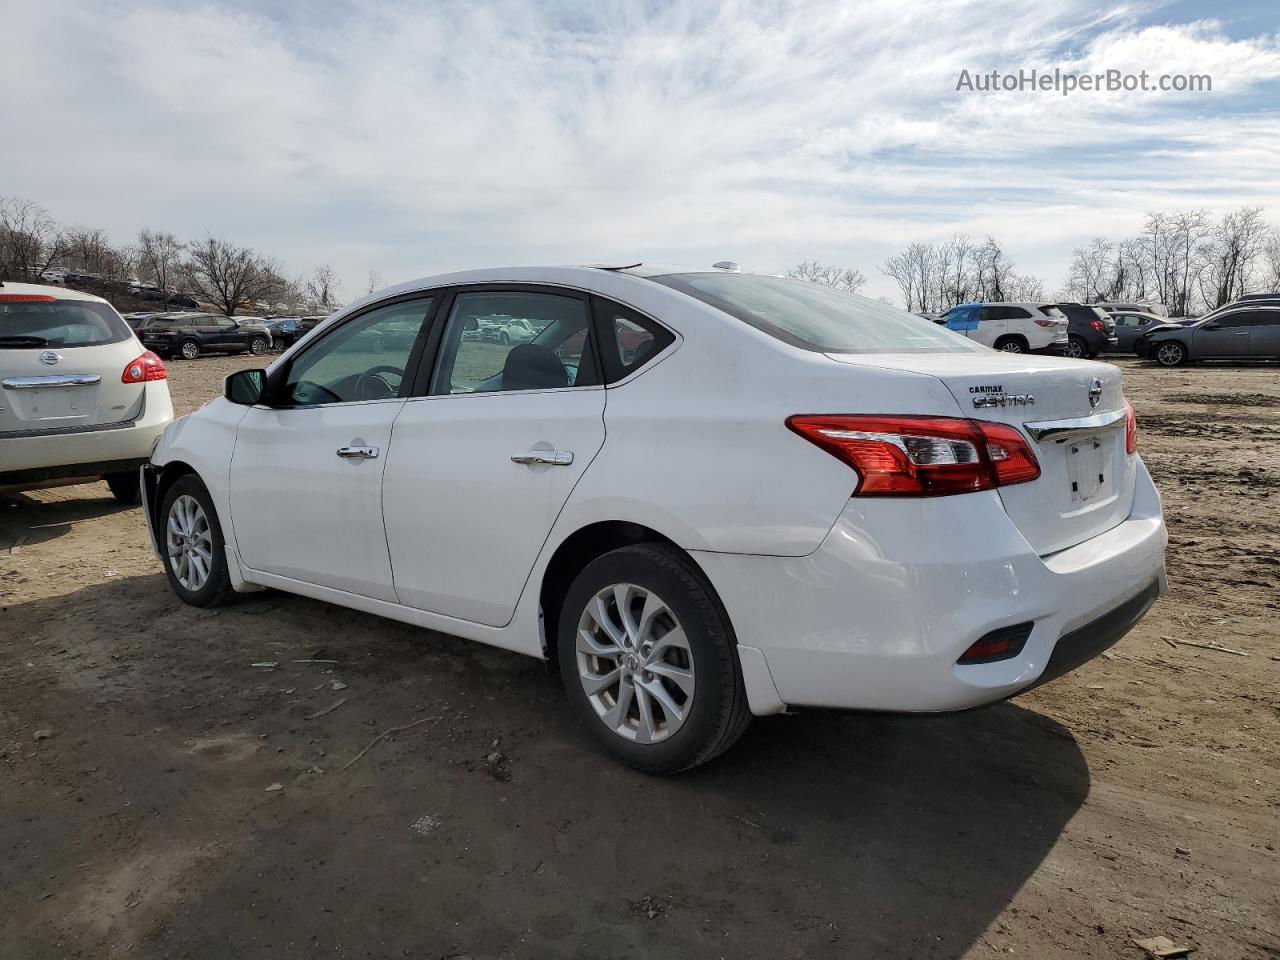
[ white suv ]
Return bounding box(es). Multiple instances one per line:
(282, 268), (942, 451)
(1, 283), (174, 501)
(940, 302), (1069, 353)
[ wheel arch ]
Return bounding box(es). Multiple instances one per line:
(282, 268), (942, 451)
(538, 520), (730, 666)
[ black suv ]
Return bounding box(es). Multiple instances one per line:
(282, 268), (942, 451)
(1044, 303), (1118, 358)
(141, 313), (271, 360)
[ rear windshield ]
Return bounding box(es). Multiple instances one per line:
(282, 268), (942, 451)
(651, 273), (981, 353)
(0, 299), (132, 348)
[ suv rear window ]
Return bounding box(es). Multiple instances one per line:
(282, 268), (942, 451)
(0, 299), (132, 349)
(651, 273), (980, 353)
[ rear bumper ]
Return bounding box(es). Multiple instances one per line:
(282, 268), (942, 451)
(695, 457), (1168, 715)
(0, 382), (172, 488)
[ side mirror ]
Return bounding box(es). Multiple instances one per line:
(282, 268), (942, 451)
(225, 368), (266, 405)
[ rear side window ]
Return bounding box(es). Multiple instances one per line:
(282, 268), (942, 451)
(651, 273), (979, 354)
(0, 299), (131, 348)
(592, 297), (674, 382)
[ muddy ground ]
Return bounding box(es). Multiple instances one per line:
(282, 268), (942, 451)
(2, 353), (1277, 959)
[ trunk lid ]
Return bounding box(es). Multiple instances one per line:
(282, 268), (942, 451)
(826, 352), (1134, 555)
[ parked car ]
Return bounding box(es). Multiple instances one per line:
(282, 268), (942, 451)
(939, 302), (1069, 353)
(266, 317), (303, 349)
(139, 313), (271, 360)
(481, 316), (540, 344)
(142, 265), (1166, 773)
(1, 282), (173, 501)
(1237, 292), (1280, 303)
(1108, 311), (1166, 354)
(1045, 302), (1119, 358)
(1096, 300), (1168, 318)
(1141, 304), (1280, 366)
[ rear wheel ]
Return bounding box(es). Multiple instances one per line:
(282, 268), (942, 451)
(1155, 341), (1187, 367)
(179, 339), (200, 360)
(249, 335), (268, 355)
(1063, 336), (1088, 359)
(994, 336), (1026, 353)
(105, 471), (141, 505)
(557, 544), (750, 774)
(159, 475), (234, 607)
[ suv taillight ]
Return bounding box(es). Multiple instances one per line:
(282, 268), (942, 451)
(786, 415), (1041, 496)
(122, 350), (167, 383)
(1033, 316), (1057, 327)
(1124, 400), (1137, 454)
(1090, 318), (1106, 332)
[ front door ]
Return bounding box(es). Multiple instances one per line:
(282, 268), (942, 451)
(228, 295), (436, 600)
(382, 286), (606, 626)
(1193, 311), (1254, 358)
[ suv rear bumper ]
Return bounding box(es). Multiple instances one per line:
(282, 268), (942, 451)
(0, 382), (172, 489)
(694, 457), (1167, 716)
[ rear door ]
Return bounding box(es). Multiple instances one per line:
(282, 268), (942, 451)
(1, 296), (145, 436)
(382, 285), (606, 625)
(1249, 311), (1280, 356)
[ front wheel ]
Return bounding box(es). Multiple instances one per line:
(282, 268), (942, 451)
(1155, 341), (1187, 367)
(557, 544), (751, 774)
(179, 339), (200, 360)
(159, 475), (235, 607)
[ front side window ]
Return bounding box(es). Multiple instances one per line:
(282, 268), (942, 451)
(431, 290), (595, 395)
(0, 299), (131, 348)
(652, 273), (980, 354)
(283, 296), (433, 405)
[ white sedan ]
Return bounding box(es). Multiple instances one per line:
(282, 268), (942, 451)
(142, 265), (1167, 773)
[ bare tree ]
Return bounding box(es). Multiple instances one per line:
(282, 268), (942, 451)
(366, 270), (384, 295)
(182, 237), (276, 317)
(306, 264), (342, 309)
(1199, 206), (1268, 309)
(1262, 230), (1280, 293)
(786, 259), (866, 294)
(138, 229), (185, 309)
(0, 196), (65, 281)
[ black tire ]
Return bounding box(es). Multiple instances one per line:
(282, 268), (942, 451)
(557, 544), (751, 774)
(179, 338), (200, 360)
(1154, 341), (1188, 367)
(158, 475), (235, 608)
(993, 336), (1026, 353)
(249, 335), (268, 355)
(1062, 335), (1087, 359)
(104, 471), (141, 505)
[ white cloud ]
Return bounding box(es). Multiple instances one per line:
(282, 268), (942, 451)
(2, 0), (1278, 302)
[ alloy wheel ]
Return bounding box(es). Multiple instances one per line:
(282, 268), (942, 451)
(1156, 343), (1184, 366)
(1064, 339), (1086, 358)
(576, 584), (695, 744)
(181, 340), (199, 360)
(998, 341), (1023, 353)
(166, 494), (214, 591)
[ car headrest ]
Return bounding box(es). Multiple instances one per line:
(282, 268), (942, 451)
(502, 343), (568, 391)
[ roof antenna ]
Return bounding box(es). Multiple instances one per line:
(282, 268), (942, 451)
(712, 261), (739, 272)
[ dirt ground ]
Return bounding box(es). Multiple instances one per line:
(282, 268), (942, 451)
(2, 353), (1277, 960)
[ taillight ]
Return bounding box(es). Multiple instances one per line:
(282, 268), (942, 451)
(122, 350), (167, 383)
(1090, 318), (1106, 332)
(1033, 317), (1057, 327)
(1124, 399), (1137, 454)
(786, 415), (1040, 496)
(0, 293), (57, 303)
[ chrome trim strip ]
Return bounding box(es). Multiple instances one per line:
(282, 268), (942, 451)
(1023, 408), (1127, 443)
(2, 373), (102, 389)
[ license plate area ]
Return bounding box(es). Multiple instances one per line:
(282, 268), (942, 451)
(11, 387), (92, 422)
(1066, 434), (1108, 503)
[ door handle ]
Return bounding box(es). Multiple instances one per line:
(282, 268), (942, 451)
(1234, 332), (1249, 336)
(336, 445), (380, 459)
(511, 450), (574, 466)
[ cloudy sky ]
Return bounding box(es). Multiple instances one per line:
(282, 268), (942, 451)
(4, 0), (1279, 302)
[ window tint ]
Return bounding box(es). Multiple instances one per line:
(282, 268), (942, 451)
(283, 296), (432, 405)
(1252, 311), (1280, 326)
(431, 290), (594, 395)
(1211, 311), (1256, 329)
(652, 273), (980, 354)
(592, 297), (675, 382)
(215, 317), (236, 329)
(1004, 307), (1031, 319)
(0, 299), (131, 348)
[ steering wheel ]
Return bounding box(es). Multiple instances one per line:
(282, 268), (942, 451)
(355, 364), (404, 401)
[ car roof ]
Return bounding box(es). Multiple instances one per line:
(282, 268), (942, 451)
(0, 281), (108, 304)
